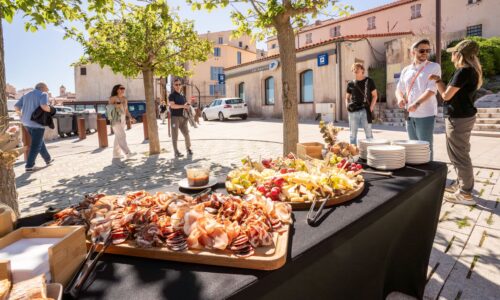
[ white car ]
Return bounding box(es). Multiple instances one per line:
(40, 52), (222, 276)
(54, 106), (75, 113)
(202, 98), (248, 121)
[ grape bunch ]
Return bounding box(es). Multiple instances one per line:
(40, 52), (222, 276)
(336, 158), (363, 172)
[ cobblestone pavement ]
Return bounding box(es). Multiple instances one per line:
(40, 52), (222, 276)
(13, 118), (500, 299)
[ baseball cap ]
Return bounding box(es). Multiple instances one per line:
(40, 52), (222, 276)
(446, 39), (479, 56)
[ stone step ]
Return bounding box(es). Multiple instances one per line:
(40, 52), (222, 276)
(476, 118), (500, 124)
(382, 122), (405, 127)
(473, 124), (500, 131)
(477, 107), (500, 113)
(471, 130), (500, 138)
(383, 113), (405, 118)
(383, 109), (405, 114)
(476, 113), (500, 118)
(383, 117), (405, 123)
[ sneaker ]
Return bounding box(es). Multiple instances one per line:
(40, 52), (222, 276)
(445, 182), (459, 193)
(187, 149), (193, 156)
(444, 190), (476, 206)
(125, 152), (137, 160)
(175, 152), (184, 158)
(25, 166), (41, 172)
(45, 158), (54, 166)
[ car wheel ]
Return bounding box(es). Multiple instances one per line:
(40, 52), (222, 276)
(202, 112), (208, 121)
(241, 114), (247, 120)
(218, 112), (225, 121)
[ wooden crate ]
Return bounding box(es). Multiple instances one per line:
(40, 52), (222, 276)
(296, 142), (324, 160)
(0, 226), (86, 287)
(0, 207), (14, 238)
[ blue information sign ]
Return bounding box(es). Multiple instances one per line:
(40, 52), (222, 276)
(317, 53), (328, 67)
(218, 74), (225, 84)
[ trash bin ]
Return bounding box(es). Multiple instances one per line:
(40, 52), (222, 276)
(87, 112), (98, 133)
(54, 113), (73, 137)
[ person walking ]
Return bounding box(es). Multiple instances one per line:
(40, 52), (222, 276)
(168, 79), (192, 158)
(396, 39), (441, 159)
(429, 40), (482, 206)
(345, 63), (377, 145)
(159, 100), (168, 124)
(14, 82), (54, 172)
(108, 84), (136, 161)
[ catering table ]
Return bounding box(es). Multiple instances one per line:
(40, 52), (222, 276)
(18, 162), (447, 300)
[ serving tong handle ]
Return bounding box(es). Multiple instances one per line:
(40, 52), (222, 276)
(307, 195), (331, 225)
(65, 234), (112, 298)
(362, 169), (393, 177)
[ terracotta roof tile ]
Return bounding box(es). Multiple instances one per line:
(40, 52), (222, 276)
(226, 31), (413, 71)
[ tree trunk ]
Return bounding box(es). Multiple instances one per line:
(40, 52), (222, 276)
(0, 17), (20, 217)
(276, 19), (299, 156)
(142, 68), (160, 154)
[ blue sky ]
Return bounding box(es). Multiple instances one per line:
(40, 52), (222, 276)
(4, 0), (392, 93)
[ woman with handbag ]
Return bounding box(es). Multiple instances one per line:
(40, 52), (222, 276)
(345, 63), (378, 145)
(108, 84), (136, 161)
(429, 40), (482, 206)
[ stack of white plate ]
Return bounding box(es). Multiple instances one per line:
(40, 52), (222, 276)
(358, 139), (391, 159)
(392, 140), (431, 164)
(367, 145), (406, 170)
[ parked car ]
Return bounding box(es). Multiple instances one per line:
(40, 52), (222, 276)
(202, 98), (248, 121)
(7, 99), (19, 120)
(54, 106), (75, 113)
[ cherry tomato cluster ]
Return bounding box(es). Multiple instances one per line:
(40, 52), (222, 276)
(336, 159), (363, 172)
(256, 177), (285, 201)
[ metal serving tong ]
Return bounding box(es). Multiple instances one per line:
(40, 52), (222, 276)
(361, 169), (393, 177)
(65, 233), (112, 298)
(307, 195), (331, 225)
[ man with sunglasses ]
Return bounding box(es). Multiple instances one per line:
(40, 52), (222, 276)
(396, 39), (441, 160)
(168, 78), (192, 157)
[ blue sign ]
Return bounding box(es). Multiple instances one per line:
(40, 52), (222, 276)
(218, 74), (225, 84)
(317, 53), (328, 67)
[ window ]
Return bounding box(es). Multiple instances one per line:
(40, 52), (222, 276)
(210, 67), (224, 80)
(305, 33), (313, 44)
(330, 26), (341, 38)
(214, 47), (221, 57)
(238, 82), (245, 100)
(218, 37), (223, 44)
(367, 16), (376, 30)
(411, 4), (422, 19)
(80, 67), (87, 75)
(75, 105), (85, 111)
(238, 41), (243, 48)
(468, 0), (481, 4)
(265, 77), (275, 105)
(209, 84), (226, 96)
(271, 44), (277, 49)
(97, 104), (106, 114)
(467, 24), (482, 36)
(226, 98), (244, 105)
(237, 51), (242, 65)
(300, 70), (314, 103)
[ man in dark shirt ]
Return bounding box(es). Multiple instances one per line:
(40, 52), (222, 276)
(168, 79), (192, 157)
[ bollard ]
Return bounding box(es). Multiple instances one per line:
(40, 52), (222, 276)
(78, 118), (86, 140)
(21, 125), (31, 161)
(97, 118), (108, 148)
(126, 117), (132, 130)
(142, 114), (149, 140)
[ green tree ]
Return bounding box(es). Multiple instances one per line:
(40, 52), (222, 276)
(188, 0), (350, 155)
(0, 0), (115, 216)
(71, 0), (212, 154)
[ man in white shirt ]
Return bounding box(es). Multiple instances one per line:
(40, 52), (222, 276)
(396, 39), (441, 159)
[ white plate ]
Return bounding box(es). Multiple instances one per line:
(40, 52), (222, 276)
(367, 145), (406, 152)
(178, 178), (218, 190)
(392, 140), (430, 146)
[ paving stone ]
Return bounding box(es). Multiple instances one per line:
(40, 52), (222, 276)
(475, 169), (500, 181)
(439, 204), (482, 235)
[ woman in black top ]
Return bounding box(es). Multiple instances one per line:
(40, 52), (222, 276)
(429, 40), (483, 206)
(345, 63), (378, 145)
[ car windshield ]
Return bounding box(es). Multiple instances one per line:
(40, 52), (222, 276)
(225, 99), (244, 105)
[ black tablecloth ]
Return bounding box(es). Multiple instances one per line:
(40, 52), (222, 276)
(18, 162), (447, 300)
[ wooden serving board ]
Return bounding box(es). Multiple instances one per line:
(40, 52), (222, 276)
(285, 181), (365, 210)
(91, 225), (290, 271)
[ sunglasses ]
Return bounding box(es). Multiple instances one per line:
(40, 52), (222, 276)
(418, 49), (432, 54)
(119, 87), (126, 90)
(174, 84), (182, 86)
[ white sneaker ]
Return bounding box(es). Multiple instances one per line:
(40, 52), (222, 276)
(444, 190), (476, 206)
(126, 152), (137, 160)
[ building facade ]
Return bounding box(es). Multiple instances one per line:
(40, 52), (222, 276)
(225, 32), (413, 121)
(184, 30), (258, 107)
(267, 0), (499, 56)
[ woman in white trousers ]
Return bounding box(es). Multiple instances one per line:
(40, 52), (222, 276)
(109, 84), (136, 160)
